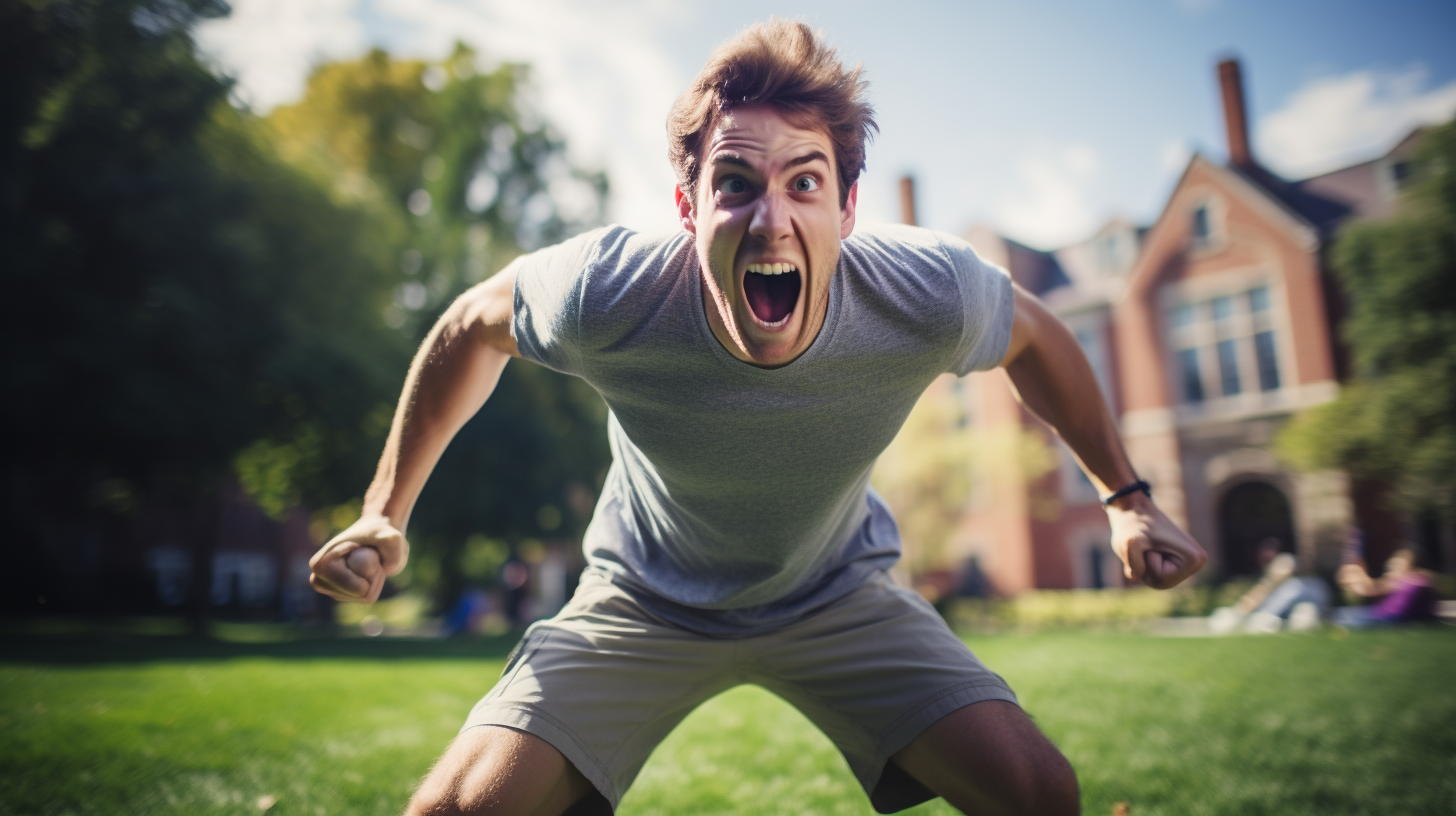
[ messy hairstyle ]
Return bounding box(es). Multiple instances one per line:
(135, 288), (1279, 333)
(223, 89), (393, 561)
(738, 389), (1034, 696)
(667, 18), (878, 208)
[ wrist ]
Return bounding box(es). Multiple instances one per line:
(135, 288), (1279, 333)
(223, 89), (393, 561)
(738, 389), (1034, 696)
(359, 496), (410, 530)
(1101, 479), (1152, 511)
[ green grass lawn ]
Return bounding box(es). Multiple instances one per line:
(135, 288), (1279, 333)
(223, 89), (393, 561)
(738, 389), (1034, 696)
(2, 626), (1453, 815)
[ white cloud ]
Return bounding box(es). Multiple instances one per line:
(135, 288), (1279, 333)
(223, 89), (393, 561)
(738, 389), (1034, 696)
(195, 0), (367, 110)
(1158, 139), (1191, 175)
(196, 0), (689, 232)
(1258, 66), (1456, 178)
(995, 143), (1104, 249)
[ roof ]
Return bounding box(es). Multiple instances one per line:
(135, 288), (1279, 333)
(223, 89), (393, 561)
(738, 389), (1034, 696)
(962, 225), (1069, 297)
(1229, 162), (1352, 238)
(1291, 126), (1427, 223)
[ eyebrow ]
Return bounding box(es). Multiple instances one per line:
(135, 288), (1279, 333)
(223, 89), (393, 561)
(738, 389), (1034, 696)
(709, 153), (754, 171)
(785, 150), (830, 170)
(707, 150), (832, 173)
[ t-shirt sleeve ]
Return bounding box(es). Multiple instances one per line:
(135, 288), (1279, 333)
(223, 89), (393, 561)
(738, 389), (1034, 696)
(942, 233), (1015, 376)
(510, 229), (606, 376)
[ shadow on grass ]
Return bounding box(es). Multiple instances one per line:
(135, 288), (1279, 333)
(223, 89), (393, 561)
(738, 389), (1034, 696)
(0, 617), (522, 665)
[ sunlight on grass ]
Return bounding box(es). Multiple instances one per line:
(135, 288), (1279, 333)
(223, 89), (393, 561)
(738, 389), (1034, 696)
(2, 629), (1453, 815)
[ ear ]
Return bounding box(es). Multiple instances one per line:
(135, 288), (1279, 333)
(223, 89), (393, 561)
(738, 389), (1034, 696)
(675, 185), (696, 236)
(839, 181), (858, 240)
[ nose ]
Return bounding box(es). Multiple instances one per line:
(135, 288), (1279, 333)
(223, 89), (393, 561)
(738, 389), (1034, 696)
(748, 189), (791, 242)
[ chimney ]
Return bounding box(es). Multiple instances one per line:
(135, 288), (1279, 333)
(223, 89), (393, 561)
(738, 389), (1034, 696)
(1218, 58), (1254, 168)
(899, 175), (918, 226)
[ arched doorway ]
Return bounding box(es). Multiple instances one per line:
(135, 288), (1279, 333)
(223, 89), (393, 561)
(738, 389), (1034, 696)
(1218, 481), (1295, 577)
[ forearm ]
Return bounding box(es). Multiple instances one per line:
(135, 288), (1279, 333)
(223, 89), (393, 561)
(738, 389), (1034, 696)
(1002, 292), (1135, 497)
(997, 286), (1206, 587)
(363, 274), (517, 530)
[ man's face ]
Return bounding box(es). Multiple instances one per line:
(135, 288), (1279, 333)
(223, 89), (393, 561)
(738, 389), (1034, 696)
(677, 105), (857, 368)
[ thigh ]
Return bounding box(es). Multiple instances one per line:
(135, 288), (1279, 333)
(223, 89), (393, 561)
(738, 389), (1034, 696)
(891, 700), (1079, 816)
(462, 574), (737, 808)
(407, 725), (600, 816)
(749, 573), (1019, 799)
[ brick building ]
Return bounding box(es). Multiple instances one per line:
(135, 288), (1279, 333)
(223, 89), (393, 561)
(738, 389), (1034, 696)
(908, 59), (1449, 595)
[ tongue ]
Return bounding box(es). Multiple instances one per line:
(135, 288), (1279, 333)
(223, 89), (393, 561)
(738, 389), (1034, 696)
(744, 270), (800, 325)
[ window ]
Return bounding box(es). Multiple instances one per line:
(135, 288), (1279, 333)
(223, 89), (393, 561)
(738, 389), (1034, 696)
(1254, 331), (1280, 391)
(1178, 348), (1205, 403)
(1191, 204), (1212, 248)
(1168, 284), (1283, 406)
(1211, 295), (1233, 321)
(1391, 160), (1415, 190)
(1217, 339), (1241, 395)
(1249, 286), (1279, 393)
(1248, 286), (1270, 313)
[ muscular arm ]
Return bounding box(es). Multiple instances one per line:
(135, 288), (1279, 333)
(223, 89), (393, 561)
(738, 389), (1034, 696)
(998, 283), (1207, 589)
(309, 268), (520, 602)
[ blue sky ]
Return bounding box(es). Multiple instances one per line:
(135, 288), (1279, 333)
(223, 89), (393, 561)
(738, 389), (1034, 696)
(199, 0), (1456, 248)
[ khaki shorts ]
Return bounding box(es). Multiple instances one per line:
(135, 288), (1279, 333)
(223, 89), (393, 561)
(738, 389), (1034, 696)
(461, 570), (1018, 813)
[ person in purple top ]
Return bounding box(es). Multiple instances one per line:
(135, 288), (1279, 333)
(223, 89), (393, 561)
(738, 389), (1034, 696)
(1335, 548), (1438, 626)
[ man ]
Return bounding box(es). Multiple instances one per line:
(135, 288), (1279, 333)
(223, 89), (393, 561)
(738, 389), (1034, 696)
(310, 19), (1206, 816)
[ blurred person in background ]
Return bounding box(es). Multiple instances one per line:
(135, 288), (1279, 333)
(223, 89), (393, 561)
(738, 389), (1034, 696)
(309, 19), (1205, 816)
(1209, 537), (1330, 634)
(1334, 548), (1438, 627)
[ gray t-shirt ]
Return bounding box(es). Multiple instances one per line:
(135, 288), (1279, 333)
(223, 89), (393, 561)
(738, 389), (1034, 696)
(511, 222), (1013, 635)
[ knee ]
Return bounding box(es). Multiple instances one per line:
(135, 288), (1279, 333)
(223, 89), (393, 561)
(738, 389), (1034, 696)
(404, 773), (495, 816)
(999, 737), (1080, 816)
(404, 779), (461, 816)
(905, 700), (1081, 816)
(404, 726), (590, 816)
(1026, 749), (1080, 816)
(405, 772), (537, 816)
(952, 745), (1078, 816)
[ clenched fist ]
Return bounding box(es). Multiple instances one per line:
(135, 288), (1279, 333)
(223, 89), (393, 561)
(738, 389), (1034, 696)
(309, 515), (410, 603)
(1107, 492), (1207, 589)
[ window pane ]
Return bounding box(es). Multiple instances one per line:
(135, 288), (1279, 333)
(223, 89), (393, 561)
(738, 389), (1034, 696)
(1179, 348), (1204, 403)
(1249, 286), (1269, 313)
(1255, 331), (1280, 391)
(1212, 295), (1234, 321)
(1172, 303), (1195, 328)
(1217, 339), (1241, 396)
(1192, 206), (1210, 245)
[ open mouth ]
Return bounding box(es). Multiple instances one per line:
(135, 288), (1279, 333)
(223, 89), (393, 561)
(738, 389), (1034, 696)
(743, 263), (801, 327)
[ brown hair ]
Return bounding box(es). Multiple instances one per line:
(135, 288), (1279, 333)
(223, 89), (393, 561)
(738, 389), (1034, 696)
(667, 18), (877, 208)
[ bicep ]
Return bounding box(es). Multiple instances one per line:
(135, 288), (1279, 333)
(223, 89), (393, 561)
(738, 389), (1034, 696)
(998, 283), (1045, 368)
(460, 267), (521, 359)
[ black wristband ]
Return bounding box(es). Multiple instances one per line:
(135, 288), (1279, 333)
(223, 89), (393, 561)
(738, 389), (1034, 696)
(1102, 479), (1151, 507)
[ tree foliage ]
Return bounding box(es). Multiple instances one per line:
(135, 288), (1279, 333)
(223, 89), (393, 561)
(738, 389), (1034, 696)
(3, 0), (612, 613)
(1278, 120), (1456, 519)
(266, 46), (612, 607)
(873, 377), (1055, 574)
(3, 0), (404, 533)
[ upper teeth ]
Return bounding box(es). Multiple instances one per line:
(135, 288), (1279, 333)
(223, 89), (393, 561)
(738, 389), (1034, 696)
(746, 263), (797, 275)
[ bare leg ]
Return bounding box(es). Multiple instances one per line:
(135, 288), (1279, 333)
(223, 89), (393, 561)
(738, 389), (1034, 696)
(405, 725), (599, 816)
(890, 700), (1080, 816)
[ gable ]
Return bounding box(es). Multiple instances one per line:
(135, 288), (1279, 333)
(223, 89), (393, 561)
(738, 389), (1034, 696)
(1125, 154), (1319, 299)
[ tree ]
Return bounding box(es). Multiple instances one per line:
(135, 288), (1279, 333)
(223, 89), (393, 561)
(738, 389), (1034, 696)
(3, 0), (611, 617)
(267, 46), (613, 609)
(1279, 120), (1456, 520)
(2, 0), (406, 612)
(872, 378), (1054, 576)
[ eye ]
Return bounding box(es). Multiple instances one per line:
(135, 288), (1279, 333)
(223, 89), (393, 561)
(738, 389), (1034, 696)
(793, 175), (820, 193)
(717, 176), (749, 195)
